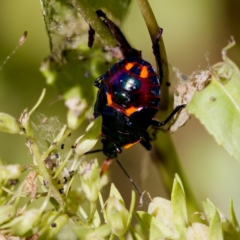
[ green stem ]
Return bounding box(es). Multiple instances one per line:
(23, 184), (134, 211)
(135, 0), (169, 109)
(136, 0), (199, 214)
(24, 90), (64, 206)
(152, 132), (200, 214)
(127, 191), (136, 227)
(109, 233), (114, 240)
(87, 201), (97, 224)
(70, 0), (117, 47)
(38, 211), (62, 236)
(41, 127), (72, 162)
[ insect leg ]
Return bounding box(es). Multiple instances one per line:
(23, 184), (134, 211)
(100, 158), (113, 176)
(152, 28), (164, 85)
(151, 104), (186, 127)
(95, 10), (141, 58)
(140, 132), (152, 150)
(94, 75), (104, 88)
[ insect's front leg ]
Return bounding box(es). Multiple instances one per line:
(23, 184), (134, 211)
(94, 75), (104, 88)
(152, 28), (164, 84)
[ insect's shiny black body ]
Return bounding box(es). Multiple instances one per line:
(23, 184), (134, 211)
(93, 57), (162, 158)
(90, 10), (185, 159)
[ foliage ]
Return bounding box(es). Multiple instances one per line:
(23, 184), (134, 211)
(0, 0), (240, 239)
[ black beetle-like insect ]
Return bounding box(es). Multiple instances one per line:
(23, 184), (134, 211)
(90, 10), (185, 160)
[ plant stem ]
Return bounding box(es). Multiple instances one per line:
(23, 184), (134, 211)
(136, 0), (200, 214)
(24, 90), (64, 206)
(135, 0), (169, 109)
(152, 132), (200, 214)
(71, 0), (117, 47)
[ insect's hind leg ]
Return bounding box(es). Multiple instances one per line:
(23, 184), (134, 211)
(151, 104), (186, 128)
(140, 132), (153, 151)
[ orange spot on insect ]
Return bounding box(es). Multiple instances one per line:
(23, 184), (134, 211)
(125, 62), (134, 70)
(107, 92), (139, 116)
(140, 66), (148, 78)
(107, 92), (113, 106)
(125, 106), (138, 116)
(123, 140), (141, 149)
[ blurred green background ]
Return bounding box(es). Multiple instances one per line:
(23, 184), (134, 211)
(1, 0), (240, 219)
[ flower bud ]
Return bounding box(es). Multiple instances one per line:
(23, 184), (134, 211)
(65, 97), (87, 130)
(79, 159), (100, 202)
(0, 209), (42, 237)
(39, 212), (69, 240)
(0, 164), (22, 185)
(0, 204), (17, 225)
(0, 113), (21, 134)
(75, 116), (102, 155)
(106, 196), (129, 237)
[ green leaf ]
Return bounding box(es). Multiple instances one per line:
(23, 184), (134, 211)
(73, 224), (111, 239)
(229, 198), (240, 231)
(148, 197), (173, 224)
(38, 213), (69, 240)
(187, 41), (240, 162)
(106, 184), (130, 237)
(171, 175), (188, 227)
(86, 0), (132, 21)
(137, 211), (180, 239)
(75, 116), (102, 155)
(0, 205), (17, 225)
(202, 199), (217, 223)
(109, 183), (124, 202)
(79, 159), (100, 202)
(39, 0), (118, 110)
(127, 191), (136, 227)
(209, 209), (223, 240)
(40, 48), (107, 106)
(202, 199), (223, 240)
(0, 113), (21, 134)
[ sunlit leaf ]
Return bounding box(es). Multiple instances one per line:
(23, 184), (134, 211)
(209, 209), (223, 240)
(187, 40), (240, 163)
(75, 116), (102, 155)
(171, 175), (188, 227)
(87, 0), (132, 21)
(229, 198), (240, 232)
(137, 211), (180, 239)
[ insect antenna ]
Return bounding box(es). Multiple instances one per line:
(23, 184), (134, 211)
(116, 157), (142, 197)
(84, 150), (144, 199)
(84, 149), (102, 155)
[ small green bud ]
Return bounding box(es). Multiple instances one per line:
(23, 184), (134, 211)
(65, 97), (87, 130)
(75, 116), (102, 155)
(0, 209), (42, 237)
(79, 159), (100, 202)
(0, 113), (21, 134)
(0, 204), (17, 225)
(106, 196), (129, 237)
(0, 164), (22, 185)
(148, 197), (173, 222)
(38, 212), (69, 240)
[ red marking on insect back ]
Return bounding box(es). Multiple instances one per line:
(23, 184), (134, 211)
(107, 92), (113, 105)
(125, 106), (138, 116)
(125, 62), (135, 70)
(107, 92), (140, 117)
(140, 66), (148, 78)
